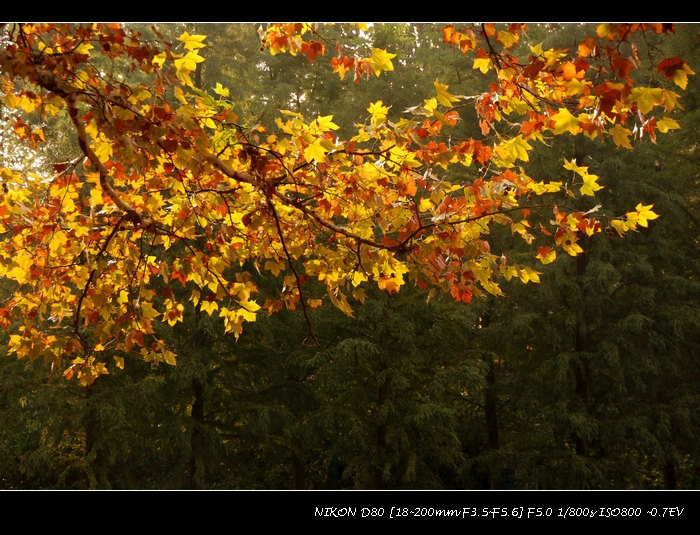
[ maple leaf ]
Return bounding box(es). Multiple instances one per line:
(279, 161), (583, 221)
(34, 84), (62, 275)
(434, 79), (461, 108)
(178, 31), (207, 51)
(200, 300), (219, 315)
(630, 87), (667, 114)
(367, 100), (390, 127)
(328, 288), (355, 317)
(174, 50), (205, 86)
(214, 82), (230, 97)
(657, 57), (695, 89)
(609, 124), (633, 149)
(580, 173), (604, 196)
(536, 246), (557, 265)
(596, 24), (622, 41)
(494, 135), (532, 167)
(551, 107), (580, 135)
(473, 56), (492, 74)
(564, 159), (604, 196)
(610, 218), (629, 236)
(497, 30), (519, 49)
(632, 203), (660, 227)
(656, 117), (680, 133)
(312, 114), (340, 132)
(331, 56), (355, 80)
(518, 267), (541, 284)
(304, 138), (328, 163)
(555, 229), (584, 256)
(301, 41), (325, 63)
(369, 47), (397, 76)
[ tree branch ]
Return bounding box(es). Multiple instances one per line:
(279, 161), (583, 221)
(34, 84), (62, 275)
(66, 94), (153, 230)
(265, 195), (319, 347)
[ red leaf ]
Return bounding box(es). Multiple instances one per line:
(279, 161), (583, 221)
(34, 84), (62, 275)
(301, 41), (324, 63)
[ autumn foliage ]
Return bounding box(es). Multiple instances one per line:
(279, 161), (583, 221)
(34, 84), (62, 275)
(0, 23), (692, 385)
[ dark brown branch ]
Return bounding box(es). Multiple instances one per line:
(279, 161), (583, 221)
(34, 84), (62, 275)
(72, 215), (126, 347)
(265, 195), (319, 347)
(66, 94), (153, 230)
(481, 24), (503, 71)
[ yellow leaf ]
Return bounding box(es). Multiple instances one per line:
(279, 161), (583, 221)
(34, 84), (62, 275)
(551, 107), (580, 135)
(352, 287), (366, 303)
(564, 161), (604, 197)
(328, 288), (354, 317)
(89, 187), (104, 207)
(634, 203), (660, 227)
(671, 62), (694, 90)
(494, 135), (531, 167)
(92, 138), (113, 162)
(303, 138), (327, 163)
(673, 69), (689, 89)
(497, 30), (519, 49)
(562, 158), (586, 175)
(6, 265), (30, 284)
(48, 230), (68, 253)
(165, 302), (184, 326)
(527, 181), (562, 195)
(580, 173), (604, 196)
(530, 43), (544, 56)
(214, 82), (230, 97)
(596, 24), (621, 40)
(656, 117), (680, 133)
(473, 56), (492, 74)
(200, 300), (219, 315)
(163, 349), (177, 366)
(609, 124), (633, 149)
(422, 97), (438, 116)
(367, 100), (389, 127)
(434, 79), (460, 107)
(556, 231), (584, 256)
(610, 219), (629, 236)
(152, 52), (167, 68)
(418, 197), (433, 212)
(308, 298), (323, 308)
(502, 264), (519, 281)
(313, 115), (340, 132)
(174, 50), (205, 72)
(280, 109), (303, 119)
(369, 47), (397, 76)
(351, 271), (368, 287)
(178, 31), (208, 51)
(630, 87), (666, 114)
(140, 301), (160, 320)
(75, 42), (94, 56)
(519, 267), (541, 284)
(264, 259), (285, 276)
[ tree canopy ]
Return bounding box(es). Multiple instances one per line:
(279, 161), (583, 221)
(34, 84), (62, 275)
(0, 22), (697, 492)
(0, 23), (693, 387)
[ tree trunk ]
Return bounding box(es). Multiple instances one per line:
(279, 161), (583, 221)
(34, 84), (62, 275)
(291, 450), (306, 489)
(484, 355), (501, 488)
(479, 310), (502, 489)
(664, 459), (677, 489)
(84, 386), (98, 489)
(373, 367), (389, 490)
(188, 377), (205, 489)
(573, 249), (591, 458)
